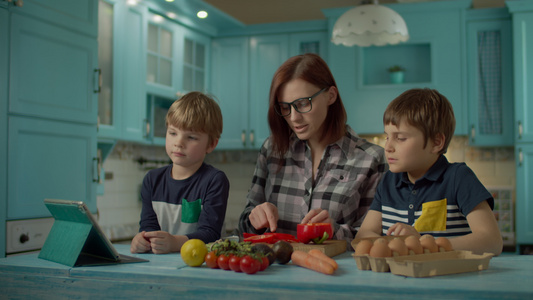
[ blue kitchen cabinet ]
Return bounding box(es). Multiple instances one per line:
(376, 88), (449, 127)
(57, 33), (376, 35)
(98, 1), (148, 142)
(509, 2), (533, 144)
(1, 5), (8, 258)
(466, 9), (513, 146)
(324, 1), (470, 135)
(289, 31), (328, 57)
(508, 0), (533, 252)
(210, 36), (250, 149)
(17, 0), (97, 38)
(249, 34), (289, 149)
(7, 117), (98, 219)
(1, 0), (98, 258)
(9, 13), (98, 124)
(515, 145), (533, 251)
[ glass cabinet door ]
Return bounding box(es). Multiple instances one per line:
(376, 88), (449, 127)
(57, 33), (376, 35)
(183, 37), (206, 92)
(147, 22), (173, 86)
(98, 0), (114, 128)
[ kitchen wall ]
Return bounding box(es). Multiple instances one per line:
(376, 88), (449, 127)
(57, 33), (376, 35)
(97, 136), (515, 242)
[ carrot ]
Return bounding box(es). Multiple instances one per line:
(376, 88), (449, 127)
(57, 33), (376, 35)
(291, 250), (335, 275)
(308, 249), (338, 270)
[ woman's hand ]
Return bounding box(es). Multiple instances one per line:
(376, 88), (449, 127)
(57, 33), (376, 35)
(301, 208), (333, 226)
(386, 222), (421, 237)
(249, 202), (279, 232)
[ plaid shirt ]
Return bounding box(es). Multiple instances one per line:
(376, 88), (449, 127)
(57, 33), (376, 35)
(238, 126), (387, 246)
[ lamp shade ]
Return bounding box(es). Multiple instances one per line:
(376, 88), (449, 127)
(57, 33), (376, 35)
(332, 4), (409, 47)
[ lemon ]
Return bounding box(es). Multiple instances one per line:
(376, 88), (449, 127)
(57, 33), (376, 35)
(180, 239), (208, 267)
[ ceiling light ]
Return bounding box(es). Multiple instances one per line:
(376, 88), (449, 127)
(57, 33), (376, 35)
(332, 0), (409, 47)
(197, 11), (208, 19)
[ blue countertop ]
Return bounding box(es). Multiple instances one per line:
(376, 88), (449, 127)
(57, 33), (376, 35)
(1, 244), (532, 299)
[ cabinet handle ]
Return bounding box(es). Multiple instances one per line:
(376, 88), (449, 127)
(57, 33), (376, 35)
(518, 148), (523, 167)
(470, 125), (475, 143)
(92, 157), (100, 183)
(93, 68), (102, 93)
(241, 130), (246, 147)
(144, 119), (150, 138)
(250, 130), (255, 147)
(518, 121), (523, 140)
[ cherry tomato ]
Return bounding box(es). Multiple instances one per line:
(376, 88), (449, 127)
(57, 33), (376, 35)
(240, 255), (260, 275)
(205, 251), (219, 269)
(217, 254), (230, 270)
(229, 255), (242, 272)
(259, 256), (269, 271)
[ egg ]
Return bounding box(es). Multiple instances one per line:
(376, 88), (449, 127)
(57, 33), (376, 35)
(435, 237), (453, 252)
(404, 235), (424, 255)
(419, 234), (438, 253)
(354, 239), (373, 256)
(369, 238), (392, 258)
(388, 238), (408, 256)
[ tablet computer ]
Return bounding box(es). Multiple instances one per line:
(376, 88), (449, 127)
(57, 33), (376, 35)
(39, 199), (148, 267)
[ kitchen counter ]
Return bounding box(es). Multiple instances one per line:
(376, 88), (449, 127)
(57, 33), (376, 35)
(1, 244), (532, 299)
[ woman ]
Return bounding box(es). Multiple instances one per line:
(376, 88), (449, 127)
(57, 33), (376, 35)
(238, 53), (387, 246)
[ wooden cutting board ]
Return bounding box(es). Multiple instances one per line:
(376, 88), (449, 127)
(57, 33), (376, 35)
(290, 240), (347, 257)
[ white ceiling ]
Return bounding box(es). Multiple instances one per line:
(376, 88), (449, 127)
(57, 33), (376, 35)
(202, 0), (506, 25)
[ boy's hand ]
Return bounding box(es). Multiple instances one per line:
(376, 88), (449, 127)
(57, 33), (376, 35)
(144, 231), (180, 254)
(131, 231), (151, 253)
(387, 222), (421, 237)
(249, 202), (279, 232)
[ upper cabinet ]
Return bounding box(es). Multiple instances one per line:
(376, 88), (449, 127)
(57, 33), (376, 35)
(466, 8), (514, 146)
(97, 1), (211, 146)
(508, 1), (533, 143)
(211, 30), (327, 149)
(9, 7), (98, 124)
(324, 0), (470, 135)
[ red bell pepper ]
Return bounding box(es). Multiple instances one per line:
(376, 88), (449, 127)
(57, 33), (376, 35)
(243, 232), (298, 244)
(297, 223), (333, 244)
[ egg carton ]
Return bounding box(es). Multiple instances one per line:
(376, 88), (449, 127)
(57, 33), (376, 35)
(353, 251), (493, 277)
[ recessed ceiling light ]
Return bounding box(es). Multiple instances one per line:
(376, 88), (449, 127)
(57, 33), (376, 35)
(197, 11), (208, 19)
(165, 0), (175, 2)
(152, 14), (164, 23)
(166, 12), (177, 19)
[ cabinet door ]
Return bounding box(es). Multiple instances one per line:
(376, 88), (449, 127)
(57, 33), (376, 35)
(513, 12), (533, 143)
(9, 13), (98, 125)
(1, 6), (8, 258)
(211, 37), (249, 149)
(120, 4), (148, 142)
(7, 117), (98, 219)
(467, 18), (513, 146)
(181, 27), (211, 94)
(249, 34), (289, 149)
(289, 31), (327, 58)
(19, 0), (98, 38)
(515, 145), (533, 246)
(146, 12), (176, 98)
(97, 0), (120, 139)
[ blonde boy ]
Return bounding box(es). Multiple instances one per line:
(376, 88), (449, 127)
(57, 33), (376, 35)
(131, 92), (229, 254)
(356, 88), (503, 255)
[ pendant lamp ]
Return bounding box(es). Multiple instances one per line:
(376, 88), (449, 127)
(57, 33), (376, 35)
(332, 0), (409, 47)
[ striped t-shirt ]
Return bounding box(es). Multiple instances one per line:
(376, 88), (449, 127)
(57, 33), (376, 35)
(369, 155), (493, 237)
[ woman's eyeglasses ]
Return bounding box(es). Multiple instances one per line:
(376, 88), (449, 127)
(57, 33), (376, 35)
(274, 88), (327, 117)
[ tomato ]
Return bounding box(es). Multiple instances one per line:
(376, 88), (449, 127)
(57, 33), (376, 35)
(297, 223), (333, 244)
(240, 255), (260, 274)
(229, 255), (242, 272)
(259, 256), (269, 271)
(205, 251), (219, 269)
(217, 254), (231, 270)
